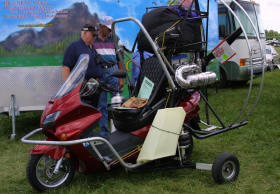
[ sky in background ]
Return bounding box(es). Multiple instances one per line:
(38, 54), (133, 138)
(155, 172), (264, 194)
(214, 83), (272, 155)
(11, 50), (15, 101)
(259, 0), (280, 32)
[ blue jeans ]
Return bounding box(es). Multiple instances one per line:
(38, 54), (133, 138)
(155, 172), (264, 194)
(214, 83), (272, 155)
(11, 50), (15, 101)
(98, 65), (119, 136)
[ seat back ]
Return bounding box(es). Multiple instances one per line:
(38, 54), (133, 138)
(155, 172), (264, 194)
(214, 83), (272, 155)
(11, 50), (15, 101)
(111, 55), (168, 132)
(133, 55), (167, 106)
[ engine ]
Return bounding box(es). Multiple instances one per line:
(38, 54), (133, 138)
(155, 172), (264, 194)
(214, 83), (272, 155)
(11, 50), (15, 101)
(173, 54), (217, 89)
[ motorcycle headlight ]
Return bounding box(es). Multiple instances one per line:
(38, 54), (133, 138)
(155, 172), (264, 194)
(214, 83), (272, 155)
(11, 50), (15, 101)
(43, 111), (62, 127)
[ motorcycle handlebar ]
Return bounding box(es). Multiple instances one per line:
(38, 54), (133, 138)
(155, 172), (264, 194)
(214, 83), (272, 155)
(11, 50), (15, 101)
(99, 82), (119, 93)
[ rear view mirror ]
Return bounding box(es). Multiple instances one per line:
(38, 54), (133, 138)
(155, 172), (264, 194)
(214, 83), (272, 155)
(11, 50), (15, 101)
(111, 69), (127, 78)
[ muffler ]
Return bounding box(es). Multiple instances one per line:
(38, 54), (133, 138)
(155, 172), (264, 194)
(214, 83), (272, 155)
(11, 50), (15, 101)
(175, 65), (217, 89)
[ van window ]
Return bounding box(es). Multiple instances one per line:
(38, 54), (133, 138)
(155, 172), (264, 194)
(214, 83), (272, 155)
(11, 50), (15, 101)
(218, 6), (233, 38)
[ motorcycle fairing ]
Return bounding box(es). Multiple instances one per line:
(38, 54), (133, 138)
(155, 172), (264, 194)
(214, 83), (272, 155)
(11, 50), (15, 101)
(30, 142), (66, 160)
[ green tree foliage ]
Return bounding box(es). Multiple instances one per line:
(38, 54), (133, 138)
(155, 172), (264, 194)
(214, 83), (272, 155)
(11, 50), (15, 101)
(0, 45), (9, 57)
(38, 33), (80, 55)
(12, 44), (36, 56)
(265, 29), (280, 40)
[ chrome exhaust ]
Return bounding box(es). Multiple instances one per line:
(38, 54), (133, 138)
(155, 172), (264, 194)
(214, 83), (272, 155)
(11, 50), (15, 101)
(175, 65), (217, 89)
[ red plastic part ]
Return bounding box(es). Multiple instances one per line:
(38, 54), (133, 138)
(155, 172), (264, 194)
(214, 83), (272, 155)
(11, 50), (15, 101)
(30, 144), (66, 160)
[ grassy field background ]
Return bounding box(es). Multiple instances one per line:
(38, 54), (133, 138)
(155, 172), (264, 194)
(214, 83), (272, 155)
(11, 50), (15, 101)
(0, 69), (279, 193)
(0, 56), (63, 68)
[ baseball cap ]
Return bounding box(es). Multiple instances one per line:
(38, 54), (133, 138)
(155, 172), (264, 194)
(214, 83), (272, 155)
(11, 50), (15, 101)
(81, 24), (98, 36)
(99, 16), (114, 30)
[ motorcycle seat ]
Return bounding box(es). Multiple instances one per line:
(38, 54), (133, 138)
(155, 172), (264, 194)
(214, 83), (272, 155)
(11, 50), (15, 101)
(110, 55), (168, 132)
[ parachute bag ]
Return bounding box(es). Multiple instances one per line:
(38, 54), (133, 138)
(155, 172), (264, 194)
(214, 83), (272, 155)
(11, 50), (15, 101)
(137, 6), (203, 53)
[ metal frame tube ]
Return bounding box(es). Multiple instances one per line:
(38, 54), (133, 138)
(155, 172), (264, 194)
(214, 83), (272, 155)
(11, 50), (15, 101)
(111, 17), (177, 90)
(199, 91), (225, 128)
(21, 128), (147, 170)
(219, 0), (257, 125)
(231, 0), (265, 123)
(53, 157), (63, 174)
(190, 121), (248, 139)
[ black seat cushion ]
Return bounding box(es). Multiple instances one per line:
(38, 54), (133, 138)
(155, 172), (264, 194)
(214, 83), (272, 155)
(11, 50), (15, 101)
(110, 56), (168, 132)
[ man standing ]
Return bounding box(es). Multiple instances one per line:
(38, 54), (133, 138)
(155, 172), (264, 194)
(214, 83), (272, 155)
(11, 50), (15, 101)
(94, 16), (124, 136)
(62, 24), (101, 81)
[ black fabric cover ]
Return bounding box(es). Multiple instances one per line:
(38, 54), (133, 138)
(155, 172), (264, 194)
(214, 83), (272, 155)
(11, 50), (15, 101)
(137, 7), (203, 53)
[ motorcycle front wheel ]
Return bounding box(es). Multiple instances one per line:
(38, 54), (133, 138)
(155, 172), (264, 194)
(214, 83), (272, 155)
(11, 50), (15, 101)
(26, 154), (75, 192)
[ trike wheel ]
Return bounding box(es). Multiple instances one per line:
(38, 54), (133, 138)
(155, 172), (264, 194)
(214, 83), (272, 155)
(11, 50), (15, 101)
(26, 154), (75, 192)
(212, 153), (239, 184)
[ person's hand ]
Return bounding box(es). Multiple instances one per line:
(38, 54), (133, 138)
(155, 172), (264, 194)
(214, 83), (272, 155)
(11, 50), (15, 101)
(119, 78), (124, 89)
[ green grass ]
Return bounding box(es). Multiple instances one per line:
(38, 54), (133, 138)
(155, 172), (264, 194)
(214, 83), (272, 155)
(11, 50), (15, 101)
(0, 56), (63, 67)
(0, 70), (280, 193)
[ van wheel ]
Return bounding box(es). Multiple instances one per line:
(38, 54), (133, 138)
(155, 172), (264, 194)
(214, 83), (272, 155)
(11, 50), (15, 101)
(219, 68), (227, 88)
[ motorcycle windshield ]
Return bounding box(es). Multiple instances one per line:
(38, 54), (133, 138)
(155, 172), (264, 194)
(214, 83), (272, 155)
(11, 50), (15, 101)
(54, 54), (89, 99)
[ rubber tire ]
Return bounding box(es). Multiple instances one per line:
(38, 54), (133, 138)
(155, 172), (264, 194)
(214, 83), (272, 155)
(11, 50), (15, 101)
(184, 118), (199, 158)
(179, 132), (193, 160)
(232, 80), (248, 86)
(218, 68), (227, 88)
(185, 133), (193, 159)
(26, 154), (75, 192)
(212, 153), (239, 184)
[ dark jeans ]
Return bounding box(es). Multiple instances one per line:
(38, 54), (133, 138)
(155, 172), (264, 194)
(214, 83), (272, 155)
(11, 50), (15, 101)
(98, 65), (119, 136)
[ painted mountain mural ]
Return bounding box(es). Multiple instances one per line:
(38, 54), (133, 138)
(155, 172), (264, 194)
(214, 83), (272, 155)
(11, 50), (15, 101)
(0, 0), (218, 64)
(0, 3), (99, 51)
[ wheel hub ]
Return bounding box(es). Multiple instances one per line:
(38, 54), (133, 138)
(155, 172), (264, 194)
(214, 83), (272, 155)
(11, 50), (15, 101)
(46, 166), (55, 178)
(222, 161), (236, 180)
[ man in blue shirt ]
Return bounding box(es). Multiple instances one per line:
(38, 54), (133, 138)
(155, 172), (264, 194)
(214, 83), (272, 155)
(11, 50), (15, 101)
(62, 24), (102, 81)
(94, 16), (124, 136)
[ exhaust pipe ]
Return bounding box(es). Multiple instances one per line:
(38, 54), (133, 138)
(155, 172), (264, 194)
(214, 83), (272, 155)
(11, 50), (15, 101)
(175, 65), (217, 89)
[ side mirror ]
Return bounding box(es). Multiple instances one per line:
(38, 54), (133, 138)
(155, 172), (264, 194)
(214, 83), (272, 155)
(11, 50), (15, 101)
(80, 78), (99, 97)
(111, 69), (127, 78)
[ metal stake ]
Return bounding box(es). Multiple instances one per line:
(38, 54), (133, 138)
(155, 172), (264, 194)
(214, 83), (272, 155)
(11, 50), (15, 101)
(9, 94), (19, 140)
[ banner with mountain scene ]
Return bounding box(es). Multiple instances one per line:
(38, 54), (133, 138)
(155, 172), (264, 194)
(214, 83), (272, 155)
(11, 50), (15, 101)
(0, 0), (218, 67)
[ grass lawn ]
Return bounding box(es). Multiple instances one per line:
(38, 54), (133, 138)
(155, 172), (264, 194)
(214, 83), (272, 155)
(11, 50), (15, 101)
(0, 56), (63, 68)
(0, 70), (279, 194)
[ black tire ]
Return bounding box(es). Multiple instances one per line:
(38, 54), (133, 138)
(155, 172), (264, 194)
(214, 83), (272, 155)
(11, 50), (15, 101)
(179, 131), (193, 160)
(26, 154), (75, 192)
(218, 68), (227, 88)
(232, 80), (248, 86)
(212, 153), (239, 184)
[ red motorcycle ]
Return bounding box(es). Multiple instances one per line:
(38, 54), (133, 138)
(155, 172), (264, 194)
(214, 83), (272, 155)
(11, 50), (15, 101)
(21, 5), (248, 192)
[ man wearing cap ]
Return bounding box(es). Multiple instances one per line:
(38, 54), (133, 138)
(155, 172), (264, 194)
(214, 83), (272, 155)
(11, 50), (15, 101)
(62, 24), (101, 81)
(94, 16), (124, 136)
